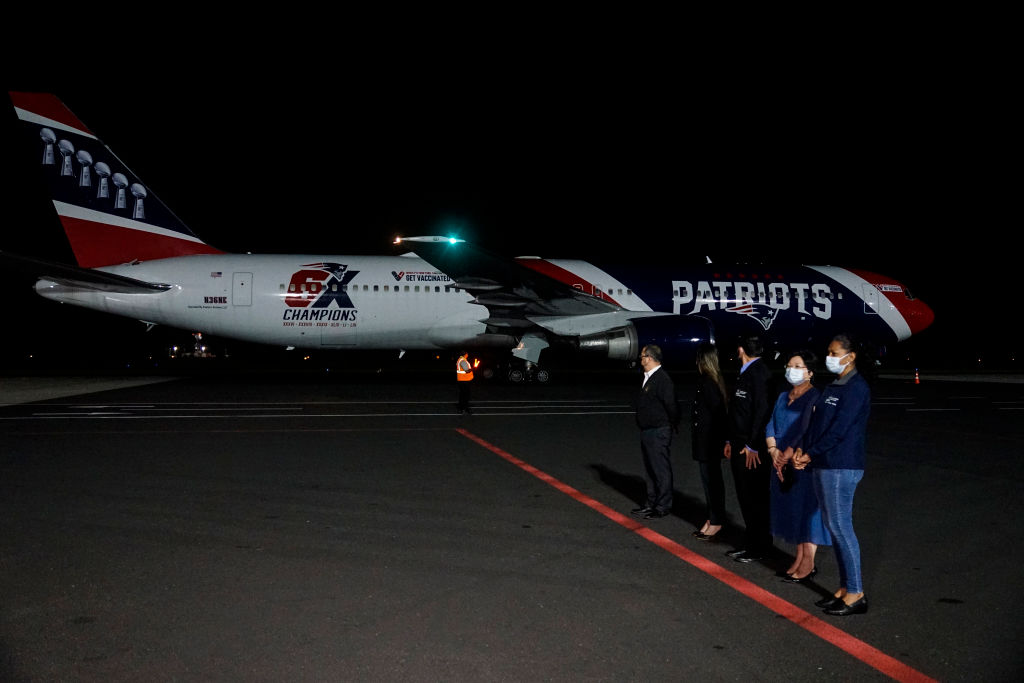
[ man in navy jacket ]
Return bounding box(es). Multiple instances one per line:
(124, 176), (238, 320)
(724, 336), (774, 563)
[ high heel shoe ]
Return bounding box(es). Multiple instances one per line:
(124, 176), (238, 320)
(824, 595), (868, 616)
(692, 522), (715, 537)
(782, 567), (817, 584)
(694, 530), (719, 542)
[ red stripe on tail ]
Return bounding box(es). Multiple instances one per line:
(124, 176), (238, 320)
(60, 215), (223, 267)
(9, 92), (92, 136)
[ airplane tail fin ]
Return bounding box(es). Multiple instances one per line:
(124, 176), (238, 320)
(7, 92), (224, 268)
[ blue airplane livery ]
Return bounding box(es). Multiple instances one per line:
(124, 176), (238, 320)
(2, 92), (934, 381)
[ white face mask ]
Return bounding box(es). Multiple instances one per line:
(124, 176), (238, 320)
(785, 367), (806, 385)
(825, 353), (850, 374)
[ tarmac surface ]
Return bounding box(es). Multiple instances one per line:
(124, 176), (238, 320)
(1, 369), (1022, 681)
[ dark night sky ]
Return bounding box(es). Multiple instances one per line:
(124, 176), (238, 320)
(0, 41), (1013, 372)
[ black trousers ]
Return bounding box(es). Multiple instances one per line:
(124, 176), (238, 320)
(457, 382), (471, 411)
(640, 426), (674, 513)
(698, 459), (727, 525)
(729, 451), (772, 552)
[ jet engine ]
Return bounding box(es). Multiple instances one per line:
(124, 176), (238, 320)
(576, 315), (715, 365)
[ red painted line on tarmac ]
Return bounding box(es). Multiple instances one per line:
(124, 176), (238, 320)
(456, 427), (937, 683)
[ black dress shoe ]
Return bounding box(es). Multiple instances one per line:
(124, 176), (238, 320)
(825, 596), (868, 616)
(734, 551), (763, 563)
(631, 506), (654, 517)
(725, 548), (746, 558)
(642, 509), (671, 520)
(815, 595), (842, 608)
(782, 567), (818, 584)
(693, 531), (719, 542)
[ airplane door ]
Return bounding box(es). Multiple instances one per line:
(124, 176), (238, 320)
(321, 311), (359, 348)
(862, 284), (879, 315)
(233, 272), (253, 306)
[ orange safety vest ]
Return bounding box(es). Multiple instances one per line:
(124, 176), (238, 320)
(456, 355), (474, 381)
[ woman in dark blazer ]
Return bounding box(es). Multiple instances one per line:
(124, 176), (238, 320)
(691, 343), (729, 541)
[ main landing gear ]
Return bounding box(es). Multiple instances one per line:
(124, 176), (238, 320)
(507, 361), (551, 384)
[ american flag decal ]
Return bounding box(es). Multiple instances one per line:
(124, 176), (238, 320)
(211, 272), (222, 278)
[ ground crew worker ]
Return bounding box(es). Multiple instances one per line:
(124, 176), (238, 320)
(456, 352), (474, 414)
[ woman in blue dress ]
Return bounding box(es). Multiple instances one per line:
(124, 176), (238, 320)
(765, 350), (830, 583)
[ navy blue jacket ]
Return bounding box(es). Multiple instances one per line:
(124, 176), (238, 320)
(728, 357), (772, 453)
(804, 369), (871, 470)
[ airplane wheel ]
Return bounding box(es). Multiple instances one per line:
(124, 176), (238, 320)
(508, 368), (525, 383)
(535, 369), (551, 383)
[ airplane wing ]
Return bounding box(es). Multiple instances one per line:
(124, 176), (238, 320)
(394, 237), (671, 362)
(0, 250), (173, 293)
(396, 236), (618, 317)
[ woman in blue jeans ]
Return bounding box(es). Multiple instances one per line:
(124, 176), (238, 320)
(793, 333), (871, 616)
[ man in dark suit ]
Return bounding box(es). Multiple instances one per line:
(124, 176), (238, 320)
(631, 344), (680, 520)
(724, 335), (774, 563)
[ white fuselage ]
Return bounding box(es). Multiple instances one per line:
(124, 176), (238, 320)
(35, 253), (522, 350)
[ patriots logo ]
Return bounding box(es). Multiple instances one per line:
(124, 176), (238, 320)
(725, 302), (780, 331)
(391, 271), (405, 281)
(285, 262), (359, 308)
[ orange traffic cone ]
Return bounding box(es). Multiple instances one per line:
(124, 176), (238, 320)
(914, 369), (920, 384)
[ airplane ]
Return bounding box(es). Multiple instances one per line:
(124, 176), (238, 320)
(2, 91), (935, 382)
